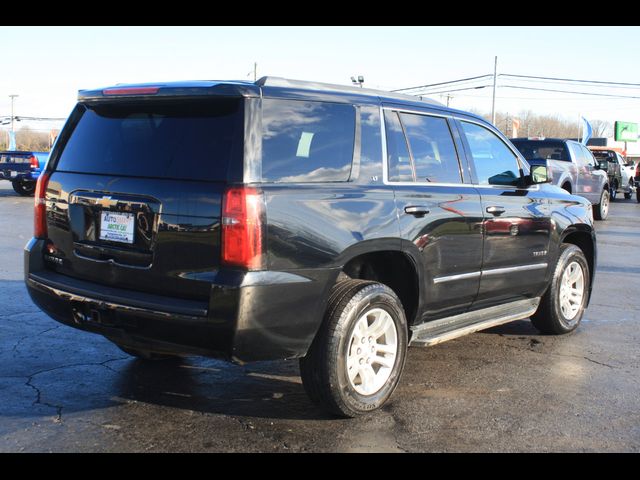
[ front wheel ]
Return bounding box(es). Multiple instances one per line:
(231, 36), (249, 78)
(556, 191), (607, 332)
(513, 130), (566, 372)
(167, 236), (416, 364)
(624, 180), (633, 199)
(593, 188), (609, 220)
(299, 279), (408, 417)
(609, 181), (618, 201)
(636, 187), (640, 203)
(531, 244), (590, 335)
(11, 179), (36, 196)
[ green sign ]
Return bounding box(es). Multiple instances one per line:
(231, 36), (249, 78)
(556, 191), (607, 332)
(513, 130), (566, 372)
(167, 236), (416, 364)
(614, 121), (638, 142)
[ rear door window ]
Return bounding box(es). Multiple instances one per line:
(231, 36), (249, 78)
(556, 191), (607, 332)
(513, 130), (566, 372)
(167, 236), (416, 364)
(55, 99), (243, 181)
(384, 110), (413, 182)
(261, 99), (355, 182)
(399, 113), (462, 184)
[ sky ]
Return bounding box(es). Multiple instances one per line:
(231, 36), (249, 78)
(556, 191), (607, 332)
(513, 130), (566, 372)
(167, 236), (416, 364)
(2, 26), (640, 133)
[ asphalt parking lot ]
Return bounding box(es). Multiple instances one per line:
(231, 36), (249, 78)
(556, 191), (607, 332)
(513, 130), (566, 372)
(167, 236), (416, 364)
(1, 181), (639, 452)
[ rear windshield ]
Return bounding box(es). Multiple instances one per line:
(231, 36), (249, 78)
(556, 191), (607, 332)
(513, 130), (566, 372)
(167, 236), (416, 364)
(55, 98), (242, 181)
(510, 140), (570, 162)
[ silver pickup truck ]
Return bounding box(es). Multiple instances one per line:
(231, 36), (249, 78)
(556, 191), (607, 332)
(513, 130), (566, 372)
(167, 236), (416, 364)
(511, 138), (610, 220)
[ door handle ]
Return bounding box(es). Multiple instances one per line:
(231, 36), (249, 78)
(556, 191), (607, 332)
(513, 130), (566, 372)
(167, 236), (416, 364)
(486, 206), (506, 216)
(404, 206), (430, 217)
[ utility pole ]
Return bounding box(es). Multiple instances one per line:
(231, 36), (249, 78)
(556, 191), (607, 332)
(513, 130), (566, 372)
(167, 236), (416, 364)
(491, 56), (497, 125)
(9, 94), (18, 132)
(253, 62), (257, 82)
(445, 94), (452, 107)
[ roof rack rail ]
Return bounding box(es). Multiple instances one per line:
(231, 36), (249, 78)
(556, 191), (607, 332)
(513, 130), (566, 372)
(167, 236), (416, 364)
(256, 76), (442, 106)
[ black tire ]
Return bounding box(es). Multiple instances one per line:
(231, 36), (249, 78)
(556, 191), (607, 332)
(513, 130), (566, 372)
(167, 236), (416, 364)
(625, 180), (633, 199)
(11, 179), (36, 196)
(531, 244), (590, 335)
(637, 188), (640, 203)
(299, 279), (408, 417)
(593, 188), (609, 220)
(114, 343), (180, 361)
(609, 181), (617, 201)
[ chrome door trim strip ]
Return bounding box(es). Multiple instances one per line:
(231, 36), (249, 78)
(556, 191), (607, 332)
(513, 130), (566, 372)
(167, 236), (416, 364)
(433, 263), (548, 284)
(481, 263), (548, 277)
(433, 271), (481, 284)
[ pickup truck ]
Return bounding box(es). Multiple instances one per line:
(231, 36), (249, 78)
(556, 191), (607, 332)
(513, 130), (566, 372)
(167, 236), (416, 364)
(588, 147), (636, 200)
(511, 138), (610, 220)
(0, 150), (48, 196)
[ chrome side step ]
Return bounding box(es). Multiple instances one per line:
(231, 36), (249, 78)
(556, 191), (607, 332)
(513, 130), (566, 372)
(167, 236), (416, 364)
(409, 298), (540, 347)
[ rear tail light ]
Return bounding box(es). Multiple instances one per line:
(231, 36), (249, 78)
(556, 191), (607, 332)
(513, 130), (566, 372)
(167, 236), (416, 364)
(221, 186), (264, 270)
(636, 163), (640, 178)
(34, 172), (50, 239)
(29, 155), (38, 169)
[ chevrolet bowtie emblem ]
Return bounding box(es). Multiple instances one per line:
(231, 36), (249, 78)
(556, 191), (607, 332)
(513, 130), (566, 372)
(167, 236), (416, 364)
(97, 196), (116, 208)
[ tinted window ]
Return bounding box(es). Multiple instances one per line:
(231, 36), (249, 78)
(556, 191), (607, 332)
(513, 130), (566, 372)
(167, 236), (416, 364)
(510, 139), (571, 162)
(400, 113), (461, 184)
(384, 110), (413, 182)
(358, 106), (382, 182)
(56, 99), (242, 181)
(461, 121), (521, 186)
(261, 99), (355, 182)
(580, 145), (596, 166)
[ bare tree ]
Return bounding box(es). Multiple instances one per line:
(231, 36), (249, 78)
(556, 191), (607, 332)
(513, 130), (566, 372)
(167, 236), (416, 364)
(478, 110), (611, 140)
(15, 126), (49, 151)
(589, 119), (612, 138)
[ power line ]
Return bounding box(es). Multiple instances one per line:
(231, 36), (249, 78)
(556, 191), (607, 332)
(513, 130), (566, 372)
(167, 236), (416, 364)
(500, 73), (640, 88)
(416, 84), (492, 96)
(500, 84), (640, 99)
(392, 74), (493, 92)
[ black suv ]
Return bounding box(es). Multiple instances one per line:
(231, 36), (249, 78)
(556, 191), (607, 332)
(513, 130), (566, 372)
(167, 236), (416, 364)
(25, 77), (596, 417)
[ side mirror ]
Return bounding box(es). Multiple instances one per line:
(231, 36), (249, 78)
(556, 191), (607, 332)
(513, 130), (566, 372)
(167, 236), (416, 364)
(526, 159), (552, 184)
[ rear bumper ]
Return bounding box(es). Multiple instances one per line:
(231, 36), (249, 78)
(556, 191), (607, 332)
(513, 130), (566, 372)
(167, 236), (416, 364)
(25, 238), (338, 363)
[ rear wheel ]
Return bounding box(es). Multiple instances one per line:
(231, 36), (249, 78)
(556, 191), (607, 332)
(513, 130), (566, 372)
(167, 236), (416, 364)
(11, 179), (36, 196)
(637, 187), (640, 203)
(531, 244), (590, 335)
(299, 279), (408, 417)
(593, 188), (609, 220)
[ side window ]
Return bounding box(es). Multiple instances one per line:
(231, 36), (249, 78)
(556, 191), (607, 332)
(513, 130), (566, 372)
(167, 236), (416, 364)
(399, 113), (462, 184)
(568, 142), (586, 166)
(261, 99), (355, 182)
(580, 145), (596, 166)
(460, 121), (521, 186)
(384, 110), (413, 182)
(358, 106), (382, 182)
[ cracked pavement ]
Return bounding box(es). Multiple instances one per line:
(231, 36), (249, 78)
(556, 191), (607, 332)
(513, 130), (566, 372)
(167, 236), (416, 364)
(1, 182), (639, 452)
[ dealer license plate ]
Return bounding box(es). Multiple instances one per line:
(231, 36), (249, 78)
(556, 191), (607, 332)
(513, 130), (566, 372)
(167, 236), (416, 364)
(99, 211), (135, 244)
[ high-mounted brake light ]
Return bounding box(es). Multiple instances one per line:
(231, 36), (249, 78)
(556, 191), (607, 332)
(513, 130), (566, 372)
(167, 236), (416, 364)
(29, 155), (38, 169)
(103, 86), (160, 96)
(221, 186), (264, 270)
(34, 172), (50, 239)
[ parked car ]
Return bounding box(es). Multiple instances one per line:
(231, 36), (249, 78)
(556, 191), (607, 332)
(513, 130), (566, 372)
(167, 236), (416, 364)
(0, 150), (48, 196)
(510, 138), (610, 220)
(25, 78), (597, 416)
(588, 147), (636, 200)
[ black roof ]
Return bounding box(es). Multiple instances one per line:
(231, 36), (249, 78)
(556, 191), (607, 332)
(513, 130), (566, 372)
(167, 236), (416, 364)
(77, 76), (485, 123)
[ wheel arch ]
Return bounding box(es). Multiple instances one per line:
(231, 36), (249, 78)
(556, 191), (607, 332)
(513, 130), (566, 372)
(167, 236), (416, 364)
(560, 226), (596, 305)
(336, 240), (423, 327)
